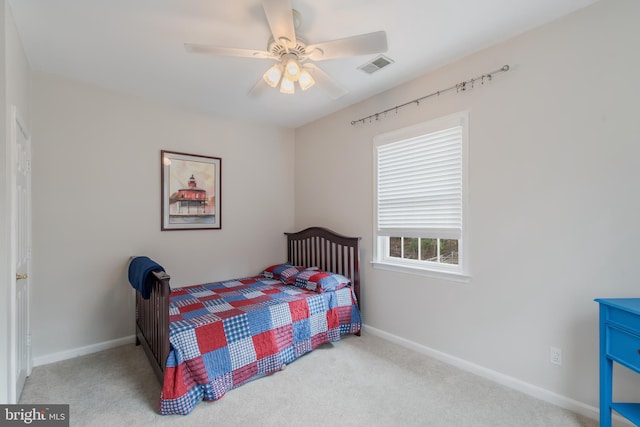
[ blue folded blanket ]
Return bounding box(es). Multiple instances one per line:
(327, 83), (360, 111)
(128, 256), (165, 299)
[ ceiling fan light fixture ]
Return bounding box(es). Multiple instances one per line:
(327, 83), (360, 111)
(263, 63), (283, 87)
(283, 54), (300, 80)
(280, 76), (295, 94)
(262, 64), (282, 87)
(299, 70), (315, 91)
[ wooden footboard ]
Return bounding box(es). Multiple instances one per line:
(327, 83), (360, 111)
(135, 270), (170, 382)
(134, 227), (362, 383)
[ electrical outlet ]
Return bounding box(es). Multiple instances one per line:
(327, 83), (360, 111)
(550, 347), (562, 365)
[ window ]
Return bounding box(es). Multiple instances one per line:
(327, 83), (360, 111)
(373, 112), (469, 280)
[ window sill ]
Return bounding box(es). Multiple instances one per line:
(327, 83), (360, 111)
(371, 261), (471, 283)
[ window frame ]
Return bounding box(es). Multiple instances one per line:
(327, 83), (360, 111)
(372, 112), (470, 282)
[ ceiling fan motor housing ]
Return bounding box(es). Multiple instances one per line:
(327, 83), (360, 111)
(267, 36), (310, 61)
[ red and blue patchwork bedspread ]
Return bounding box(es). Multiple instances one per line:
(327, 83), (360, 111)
(160, 275), (361, 415)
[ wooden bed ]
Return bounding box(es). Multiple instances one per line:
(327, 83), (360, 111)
(134, 226), (361, 385)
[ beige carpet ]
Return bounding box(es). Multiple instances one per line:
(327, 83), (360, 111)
(20, 331), (597, 426)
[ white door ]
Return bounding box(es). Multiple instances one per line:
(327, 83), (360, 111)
(9, 105), (31, 402)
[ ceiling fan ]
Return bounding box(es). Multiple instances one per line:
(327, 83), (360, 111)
(184, 0), (388, 99)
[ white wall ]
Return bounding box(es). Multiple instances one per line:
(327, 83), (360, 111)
(295, 0), (640, 413)
(1, 0), (30, 403)
(30, 72), (295, 361)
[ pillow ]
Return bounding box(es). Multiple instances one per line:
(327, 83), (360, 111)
(285, 268), (351, 293)
(261, 263), (306, 281)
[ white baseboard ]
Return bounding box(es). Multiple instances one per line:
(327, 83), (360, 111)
(362, 324), (617, 425)
(32, 335), (136, 367)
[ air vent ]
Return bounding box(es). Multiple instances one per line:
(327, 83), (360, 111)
(358, 55), (394, 74)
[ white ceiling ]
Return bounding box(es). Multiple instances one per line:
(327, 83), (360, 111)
(8, 0), (598, 128)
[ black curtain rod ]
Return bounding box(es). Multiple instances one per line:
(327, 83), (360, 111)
(350, 64), (510, 125)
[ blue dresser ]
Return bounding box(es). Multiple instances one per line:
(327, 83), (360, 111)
(596, 298), (640, 427)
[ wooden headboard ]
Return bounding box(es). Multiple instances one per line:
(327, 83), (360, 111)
(285, 227), (361, 303)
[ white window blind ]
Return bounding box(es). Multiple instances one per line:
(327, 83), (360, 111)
(376, 126), (462, 240)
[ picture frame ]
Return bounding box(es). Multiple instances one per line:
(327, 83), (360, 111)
(161, 150), (221, 230)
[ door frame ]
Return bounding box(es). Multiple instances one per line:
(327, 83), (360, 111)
(8, 104), (31, 403)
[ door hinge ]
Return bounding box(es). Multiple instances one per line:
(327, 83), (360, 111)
(26, 334), (31, 347)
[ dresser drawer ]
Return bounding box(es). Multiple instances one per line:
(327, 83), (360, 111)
(608, 326), (640, 371)
(609, 308), (640, 332)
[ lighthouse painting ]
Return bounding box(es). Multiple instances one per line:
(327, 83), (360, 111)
(161, 150), (221, 230)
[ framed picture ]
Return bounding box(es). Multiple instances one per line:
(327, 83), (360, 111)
(161, 150), (221, 230)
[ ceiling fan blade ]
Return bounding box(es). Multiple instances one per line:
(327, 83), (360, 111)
(185, 43), (273, 59)
(248, 77), (270, 98)
(306, 31), (388, 61)
(304, 63), (348, 100)
(262, 0), (297, 48)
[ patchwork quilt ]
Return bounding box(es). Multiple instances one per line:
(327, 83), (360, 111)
(160, 275), (361, 415)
